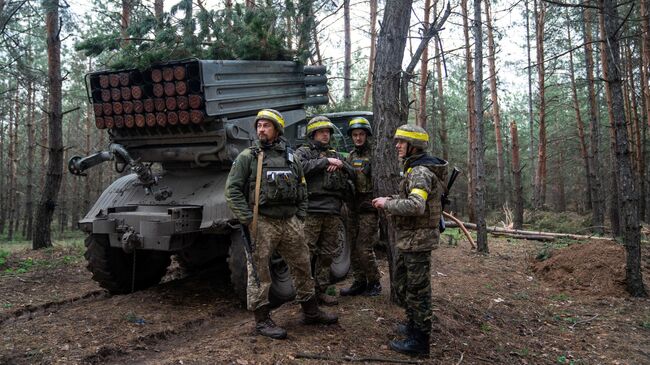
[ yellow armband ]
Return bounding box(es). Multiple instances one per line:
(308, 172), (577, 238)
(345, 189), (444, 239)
(410, 188), (428, 200)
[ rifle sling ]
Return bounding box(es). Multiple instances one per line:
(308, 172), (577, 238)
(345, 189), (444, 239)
(251, 150), (264, 243)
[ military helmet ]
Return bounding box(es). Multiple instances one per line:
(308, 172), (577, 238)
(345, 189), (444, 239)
(255, 109), (285, 135)
(306, 115), (335, 138)
(346, 117), (372, 136)
(394, 124), (429, 150)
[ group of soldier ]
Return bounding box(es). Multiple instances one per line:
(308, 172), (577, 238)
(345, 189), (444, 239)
(225, 108), (448, 357)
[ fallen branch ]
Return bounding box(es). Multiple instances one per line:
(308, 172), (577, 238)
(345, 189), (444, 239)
(489, 232), (556, 242)
(443, 212), (476, 249)
(295, 352), (422, 364)
(445, 220), (615, 242)
(569, 314), (600, 329)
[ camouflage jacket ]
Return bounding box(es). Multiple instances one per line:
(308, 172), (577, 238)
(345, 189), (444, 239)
(295, 140), (354, 214)
(346, 143), (375, 213)
(225, 138), (308, 224)
(384, 153), (448, 249)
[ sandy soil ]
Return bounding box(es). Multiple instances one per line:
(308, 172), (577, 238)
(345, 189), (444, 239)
(1, 238), (648, 365)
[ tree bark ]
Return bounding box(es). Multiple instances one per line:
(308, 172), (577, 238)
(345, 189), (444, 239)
(624, 42), (644, 221)
(362, 0), (378, 107)
(472, 0), (487, 252)
(484, 0), (506, 206)
(0, 104), (5, 234)
(598, 5), (621, 236)
(434, 20), (448, 161)
(8, 86), (18, 241)
(121, 0), (132, 46)
(525, 0), (536, 187)
(23, 80), (35, 239)
(583, 5), (604, 234)
(343, 0), (351, 102)
(462, 0), (476, 221)
(416, 0), (431, 129)
(640, 0), (650, 127)
(533, 0), (547, 209)
(600, 0), (647, 297)
(567, 13), (592, 212)
(510, 121), (524, 229)
(373, 0), (413, 304)
(33, 0), (63, 250)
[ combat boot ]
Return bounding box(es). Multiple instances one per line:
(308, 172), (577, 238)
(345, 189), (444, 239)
(317, 292), (339, 306)
(301, 297), (339, 325)
(389, 328), (430, 357)
(393, 319), (414, 336)
(253, 305), (287, 339)
(340, 280), (367, 296)
(364, 281), (382, 296)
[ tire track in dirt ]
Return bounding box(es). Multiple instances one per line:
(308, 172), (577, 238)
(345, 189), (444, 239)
(0, 289), (108, 325)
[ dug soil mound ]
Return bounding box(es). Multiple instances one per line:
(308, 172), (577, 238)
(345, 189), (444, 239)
(532, 241), (628, 296)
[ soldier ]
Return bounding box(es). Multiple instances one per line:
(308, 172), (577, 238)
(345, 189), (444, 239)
(225, 109), (338, 340)
(295, 116), (354, 306)
(340, 117), (382, 297)
(372, 124), (448, 357)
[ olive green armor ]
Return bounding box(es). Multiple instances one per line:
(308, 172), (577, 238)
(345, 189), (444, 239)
(347, 145), (374, 212)
(226, 139), (307, 224)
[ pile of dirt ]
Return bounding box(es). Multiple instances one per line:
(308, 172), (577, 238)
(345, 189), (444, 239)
(531, 241), (627, 296)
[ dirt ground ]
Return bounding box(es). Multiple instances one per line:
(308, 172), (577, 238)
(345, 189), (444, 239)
(1, 237), (649, 365)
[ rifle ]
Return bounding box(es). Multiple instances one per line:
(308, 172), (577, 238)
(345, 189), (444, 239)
(238, 149), (265, 287)
(439, 167), (461, 232)
(240, 224), (261, 286)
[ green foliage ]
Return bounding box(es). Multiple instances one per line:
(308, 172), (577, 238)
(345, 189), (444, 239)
(536, 243), (554, 261)
(526, 211), (592, 234)
(480, 322), (492, 333)
(550, 293), (570, 302)
(75, 0), (308, 70)
(0, 250), (8, 268)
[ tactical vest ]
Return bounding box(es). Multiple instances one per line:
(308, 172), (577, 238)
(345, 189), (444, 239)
(304, 147), (348, 198)
(248, 146), (304, 216)
(349, 149), (372, 194)
(394, 160), (446, 230)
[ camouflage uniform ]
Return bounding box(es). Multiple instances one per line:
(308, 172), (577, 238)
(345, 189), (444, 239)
(225, 138), (314, 311)
(346, 144), (380, 284)
(384, 152), (448, 337)
(295, 139), (354, 294)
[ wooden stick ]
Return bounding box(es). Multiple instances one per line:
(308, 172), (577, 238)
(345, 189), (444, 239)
(443, 211), (476, 249)
(294, 352), (423, 364)
(445, 220), (615, 242)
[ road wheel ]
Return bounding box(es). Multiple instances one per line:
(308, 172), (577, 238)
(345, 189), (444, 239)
(84, 234), (171, 294)
(227, 228), (296, 307)
(329, 221), (351, 283)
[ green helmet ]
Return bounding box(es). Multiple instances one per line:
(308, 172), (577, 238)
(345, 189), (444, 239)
(255, 109), (285, 135)
(394, 124), (429, 150)
(306, 115), (335, 138)
(347, 117), (372, 136)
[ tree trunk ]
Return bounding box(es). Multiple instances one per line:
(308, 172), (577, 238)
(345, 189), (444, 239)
(624, 42), (645, 221)
(640, 0), (650, 128)
(40, 101), (48, 191)
(525, 0), (535, 187)
(485, 0), (506, 206)
(33, 0), (63, 250)
(567, 14), (592, 212)
(8, 87), (18, 241)
(343, 0), (351, 103)
(23, 80), (35, 239)
(472, 0), (488, 252)
(0, 106), (5, 234)
(362, 0), (378, 107)
(533, 0), (547, 210)
(462, 0), (476, 222)
(121, 0), (132, 46)
(600, 0), (647, 297)
(510, 121), (524, 229)
(416, 0), (431, 129)
(434, 18), (448, 161)
(554, 141), (566, 211)
(154, 0), (164, 20)
(583, 5), (604, 234)
(84, 60), (93, 218)
(373, 0), (413, 304)
(598, 5), (622, 236)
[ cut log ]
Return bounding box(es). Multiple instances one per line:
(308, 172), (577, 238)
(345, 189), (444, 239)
(445, 220), (615, 242)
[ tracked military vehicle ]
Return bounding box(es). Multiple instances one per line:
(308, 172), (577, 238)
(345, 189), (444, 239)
(70, 59), (349, 305)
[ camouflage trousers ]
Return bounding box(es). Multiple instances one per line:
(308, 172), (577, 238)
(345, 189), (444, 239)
(347, 212), (380, 283)
(246, 215), (315, 311)
(304, 213), (343, 293)
(393, 248), (432, 336)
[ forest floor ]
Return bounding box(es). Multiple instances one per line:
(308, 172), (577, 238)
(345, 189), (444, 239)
(0, 232), (649, 365)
